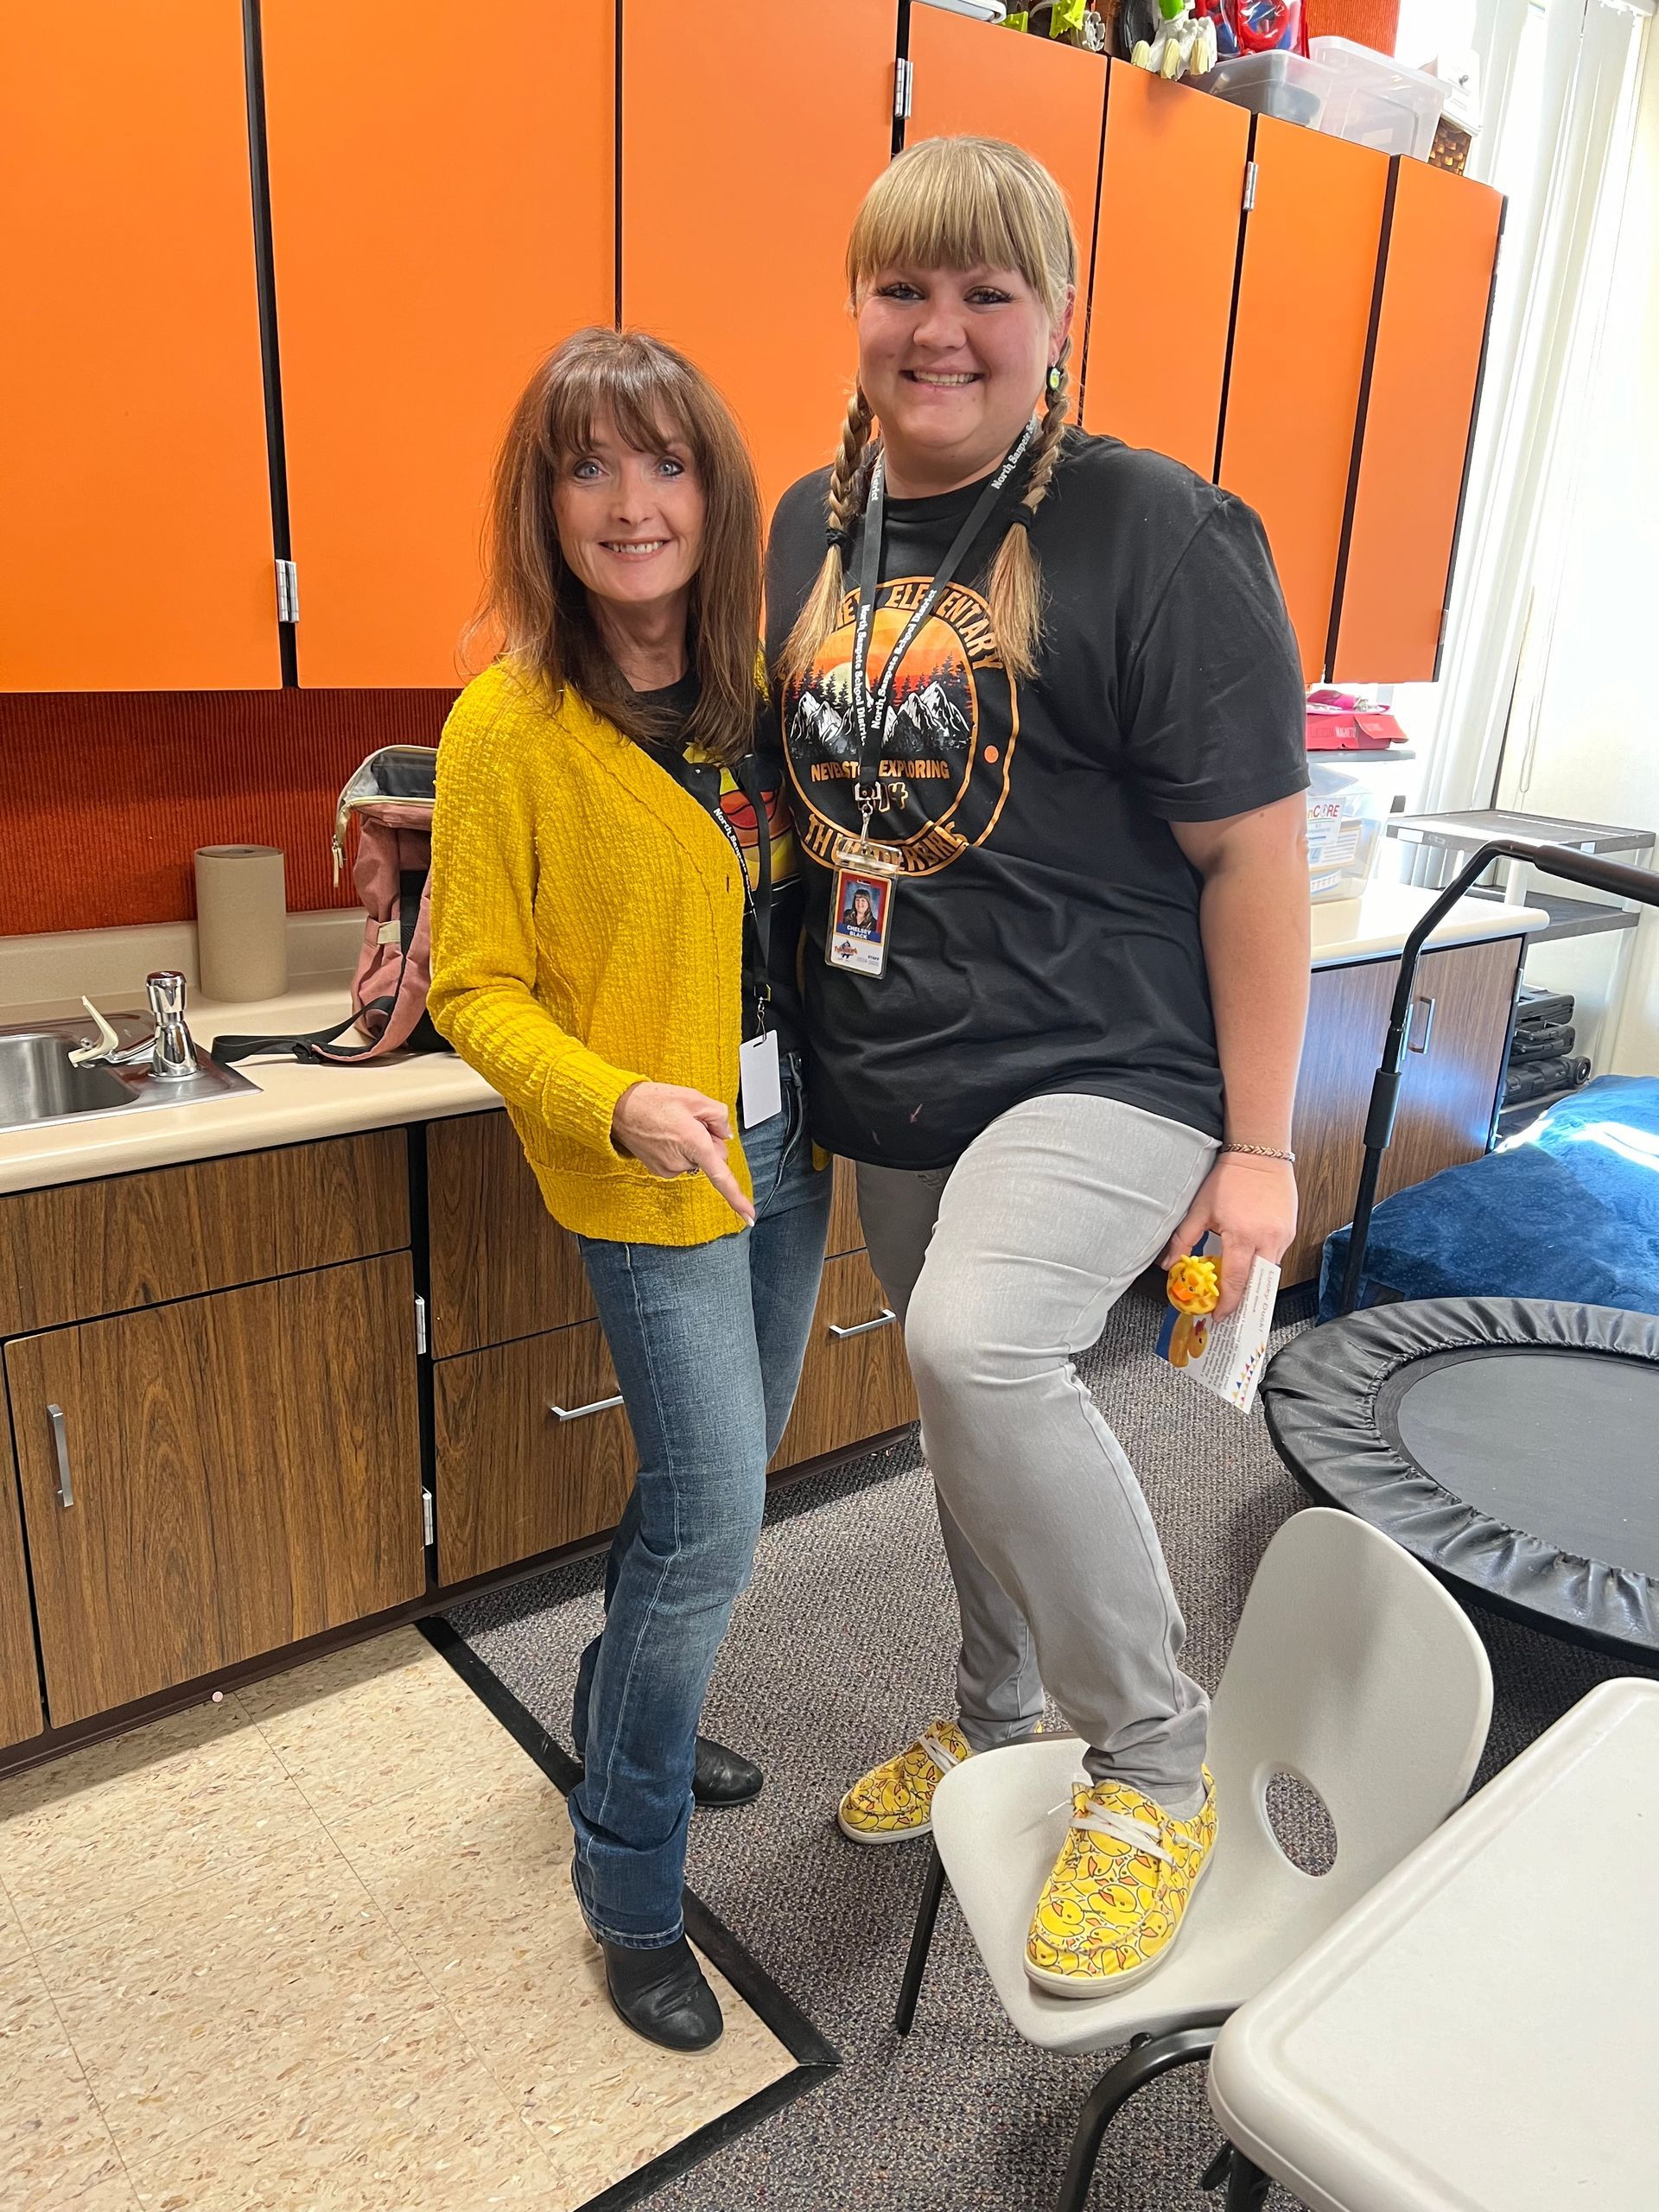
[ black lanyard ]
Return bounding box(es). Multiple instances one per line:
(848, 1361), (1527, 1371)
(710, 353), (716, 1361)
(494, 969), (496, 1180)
(708, 754), (773, 1036)
(849, 417), (1039, 817)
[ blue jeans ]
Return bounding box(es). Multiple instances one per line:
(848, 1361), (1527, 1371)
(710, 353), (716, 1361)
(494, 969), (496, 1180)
(569, 1055), (830, 1946)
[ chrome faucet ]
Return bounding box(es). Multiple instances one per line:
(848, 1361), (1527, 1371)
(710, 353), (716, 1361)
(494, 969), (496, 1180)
(69, 971), (200, 1080)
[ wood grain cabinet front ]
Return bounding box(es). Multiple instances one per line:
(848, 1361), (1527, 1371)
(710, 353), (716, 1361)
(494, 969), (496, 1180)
(0, 1439), (42, 1751)
(1284, 934), (1522, 1286)
(425, 1110), (594, 1357)
(772, 1250), (917, 1472)
(3, 1255), (425, 1728)
(433, 1320), (633, 1586)
(0, 1130), (410, 1338)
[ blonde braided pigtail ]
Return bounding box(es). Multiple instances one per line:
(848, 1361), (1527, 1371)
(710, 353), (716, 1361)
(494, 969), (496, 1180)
(778, 385), (876, 687)
(986, 340), (1071, 681)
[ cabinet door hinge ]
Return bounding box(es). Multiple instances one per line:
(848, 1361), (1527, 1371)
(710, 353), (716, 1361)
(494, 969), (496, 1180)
(1243, 161), (1259, 213)
(275, 558), (300, 623)
(422, 1490), (435, 1548)
(894, 58), (913, 121)
(414, 1294), (428, 1356)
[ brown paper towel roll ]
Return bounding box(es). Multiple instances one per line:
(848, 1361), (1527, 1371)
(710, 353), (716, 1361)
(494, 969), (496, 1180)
(194, 845), (288, 1003)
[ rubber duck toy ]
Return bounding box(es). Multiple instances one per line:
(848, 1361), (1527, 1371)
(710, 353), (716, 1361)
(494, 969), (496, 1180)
(1166, 1252), (1221, 1368)
(1166, 1253), (1221, 1316)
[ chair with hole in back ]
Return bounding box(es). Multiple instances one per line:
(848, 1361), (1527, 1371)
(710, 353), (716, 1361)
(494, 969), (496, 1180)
(893, 1508), (1494, 2212)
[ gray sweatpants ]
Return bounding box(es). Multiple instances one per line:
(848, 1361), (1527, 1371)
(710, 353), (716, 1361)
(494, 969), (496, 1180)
(857, 1092), (1217, 1806)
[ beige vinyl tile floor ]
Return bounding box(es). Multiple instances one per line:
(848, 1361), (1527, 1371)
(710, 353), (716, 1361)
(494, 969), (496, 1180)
(0, 1627), (796, 2211)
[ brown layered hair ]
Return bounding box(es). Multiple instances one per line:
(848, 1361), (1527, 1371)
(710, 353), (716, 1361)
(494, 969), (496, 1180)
(474, 327), (763, 766)
(779, 137), (1077, 690)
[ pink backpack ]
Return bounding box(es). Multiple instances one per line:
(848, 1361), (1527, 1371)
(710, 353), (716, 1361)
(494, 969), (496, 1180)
(217, 747), (449, 1066)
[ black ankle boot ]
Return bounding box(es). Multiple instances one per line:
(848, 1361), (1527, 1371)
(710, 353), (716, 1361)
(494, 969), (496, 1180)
(691, 1734), (763, 1807)
(601, 1937), (724, 2052)
(571, 1734), (763, 1808)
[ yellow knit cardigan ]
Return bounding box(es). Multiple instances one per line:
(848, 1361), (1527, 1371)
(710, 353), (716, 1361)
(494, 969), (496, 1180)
(428, 662), (755, 1246)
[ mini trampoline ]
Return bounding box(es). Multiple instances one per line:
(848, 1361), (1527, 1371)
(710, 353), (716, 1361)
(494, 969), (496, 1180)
(1263, 836), (1659, 1662)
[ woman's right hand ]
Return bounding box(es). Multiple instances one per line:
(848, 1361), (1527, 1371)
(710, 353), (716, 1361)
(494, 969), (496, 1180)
(611, 1082), (755, 1225)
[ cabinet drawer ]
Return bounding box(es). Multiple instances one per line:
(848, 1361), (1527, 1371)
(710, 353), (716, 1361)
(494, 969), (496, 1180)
(0, 1129), (410, 1336)
(426, 1110), (594, 1357)
(434, 1320), (633, 1584)
(771, 1250), (916, 1472)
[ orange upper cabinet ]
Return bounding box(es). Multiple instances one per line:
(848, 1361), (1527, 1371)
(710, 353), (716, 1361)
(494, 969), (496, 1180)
(622, 0), (897, 527)
(905, 8), (1106, 302)
(1218, 118), (1389, 681)
(1330, 161), (1503, 683)
(0, 4), (278, 690)
(1085, 67), (1249, 476)
(260, 3), (613, 688)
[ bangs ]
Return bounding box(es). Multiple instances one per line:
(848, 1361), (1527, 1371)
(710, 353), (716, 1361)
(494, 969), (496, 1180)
(847, 137), (1075, 312)
(539, 334), (702, 464)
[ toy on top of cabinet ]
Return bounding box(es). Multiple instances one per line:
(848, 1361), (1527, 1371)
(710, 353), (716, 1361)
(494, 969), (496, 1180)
(1120, 0), (1305, 81)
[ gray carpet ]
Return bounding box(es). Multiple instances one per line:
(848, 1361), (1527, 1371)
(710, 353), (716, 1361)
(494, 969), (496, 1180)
(448, 1282), (1652, 2210)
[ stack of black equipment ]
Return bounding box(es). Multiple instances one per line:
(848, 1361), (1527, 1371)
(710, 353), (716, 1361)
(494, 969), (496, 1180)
(1503, 982), (1591, 1107)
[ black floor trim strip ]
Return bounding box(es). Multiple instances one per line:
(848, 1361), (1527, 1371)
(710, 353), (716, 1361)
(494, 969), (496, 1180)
(416, 1616), (840, 2207)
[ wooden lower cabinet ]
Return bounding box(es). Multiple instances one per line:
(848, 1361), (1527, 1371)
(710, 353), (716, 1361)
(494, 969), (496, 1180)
(0, 1451), (42, 1750)
(434, 1319), (634, 1584)
(827, 1155), (863, 1259)
(771, 1249), (916, 1471)
(426, 1109), (594, 1357)
(4, 1254), (425, 1726)
(1285, 935), (1522, 1286)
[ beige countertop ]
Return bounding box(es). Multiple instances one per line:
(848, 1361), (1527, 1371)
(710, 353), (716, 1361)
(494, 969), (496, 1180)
(0, 884), (1548, 1198)
(1310, 881), (1548, 967)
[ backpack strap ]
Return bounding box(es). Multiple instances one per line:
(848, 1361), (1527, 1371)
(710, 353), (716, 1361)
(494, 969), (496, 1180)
(213, 999), (397, 1067)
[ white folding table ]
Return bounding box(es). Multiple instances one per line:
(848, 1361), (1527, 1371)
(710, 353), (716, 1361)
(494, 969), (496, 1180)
(1209, 1678), (1659, 2212)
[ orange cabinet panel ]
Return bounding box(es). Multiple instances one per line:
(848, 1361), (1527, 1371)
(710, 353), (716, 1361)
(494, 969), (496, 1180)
(1084, 67), (1249, 476)
(906, 10), (1106, 298)
(1330, 161), (1503, 683)
(622, 0), (896, 525)
(261, 3), (613, 686)
(1218, 118), (1389, 681)
(0, 4), (278, 690)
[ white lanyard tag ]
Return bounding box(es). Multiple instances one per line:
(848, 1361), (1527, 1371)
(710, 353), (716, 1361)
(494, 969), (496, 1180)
(739, 1029), (783, 1128)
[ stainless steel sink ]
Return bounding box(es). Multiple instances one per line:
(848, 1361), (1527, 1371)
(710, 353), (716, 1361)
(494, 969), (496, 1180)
(0, 1014), (258, 1137)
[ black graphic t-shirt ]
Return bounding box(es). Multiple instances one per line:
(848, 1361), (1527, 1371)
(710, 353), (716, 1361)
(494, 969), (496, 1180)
(765, 427), (1308, 1168)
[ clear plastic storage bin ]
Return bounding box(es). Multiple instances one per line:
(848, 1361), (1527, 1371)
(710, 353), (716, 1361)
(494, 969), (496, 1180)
(1198, 51), (1337, 128)
(1310, 37), (1445, 160)
(1306, 761), (1384, 905)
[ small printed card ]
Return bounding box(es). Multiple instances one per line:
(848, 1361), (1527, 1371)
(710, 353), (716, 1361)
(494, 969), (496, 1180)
(1156, 1233), (1280, 1416)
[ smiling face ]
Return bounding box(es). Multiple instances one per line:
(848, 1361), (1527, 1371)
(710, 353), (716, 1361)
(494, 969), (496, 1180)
(550, 410), (707, 617)
(856, 264), (1071, 498)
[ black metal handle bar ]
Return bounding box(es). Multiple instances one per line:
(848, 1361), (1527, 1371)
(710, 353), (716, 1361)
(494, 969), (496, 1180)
(1338, 838), (1659, 1316)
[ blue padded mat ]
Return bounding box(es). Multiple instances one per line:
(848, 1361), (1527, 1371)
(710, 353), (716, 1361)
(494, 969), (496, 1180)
(1319, 1074), (1659, 1319)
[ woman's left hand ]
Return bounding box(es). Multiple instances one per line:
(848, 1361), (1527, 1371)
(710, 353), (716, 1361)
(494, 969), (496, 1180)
(1160, 1154), (1298, 1319)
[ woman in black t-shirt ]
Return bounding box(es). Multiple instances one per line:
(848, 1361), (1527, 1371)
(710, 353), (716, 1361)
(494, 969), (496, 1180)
(767, 135), (1311, 1999)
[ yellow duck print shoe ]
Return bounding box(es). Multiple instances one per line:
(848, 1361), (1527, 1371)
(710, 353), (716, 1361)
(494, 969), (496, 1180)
(1025, 1769), (1217, 1997)
(836, 1720), (972, 1844)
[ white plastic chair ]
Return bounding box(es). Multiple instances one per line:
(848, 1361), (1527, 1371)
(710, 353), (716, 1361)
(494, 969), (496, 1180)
(893, 1508), (1494, 2212)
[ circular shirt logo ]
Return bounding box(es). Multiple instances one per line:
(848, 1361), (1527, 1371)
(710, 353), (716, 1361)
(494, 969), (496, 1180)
(783, 577), (1018, 878)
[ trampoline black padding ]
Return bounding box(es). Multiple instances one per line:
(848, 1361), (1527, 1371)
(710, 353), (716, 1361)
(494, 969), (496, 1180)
(1262, 1298), (1659, 1659)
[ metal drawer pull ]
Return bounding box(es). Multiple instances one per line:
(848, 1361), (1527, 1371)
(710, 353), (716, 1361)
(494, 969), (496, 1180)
(549, 1392), (625, 1423)
(1408, 993), (1437, 1054)
(46, 1404), (74, 1509)
(828, 1308), (898, 1340)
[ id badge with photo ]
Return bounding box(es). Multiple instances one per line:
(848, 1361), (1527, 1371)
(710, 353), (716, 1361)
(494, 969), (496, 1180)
(827, 866), (896, 981)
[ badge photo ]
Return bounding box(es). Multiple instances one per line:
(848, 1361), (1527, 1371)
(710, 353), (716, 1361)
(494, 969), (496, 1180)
(827, 868), (894, 979)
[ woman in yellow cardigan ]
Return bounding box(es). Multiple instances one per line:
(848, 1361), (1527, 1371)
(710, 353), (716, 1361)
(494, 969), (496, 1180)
(429, 329), (830, 2054)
